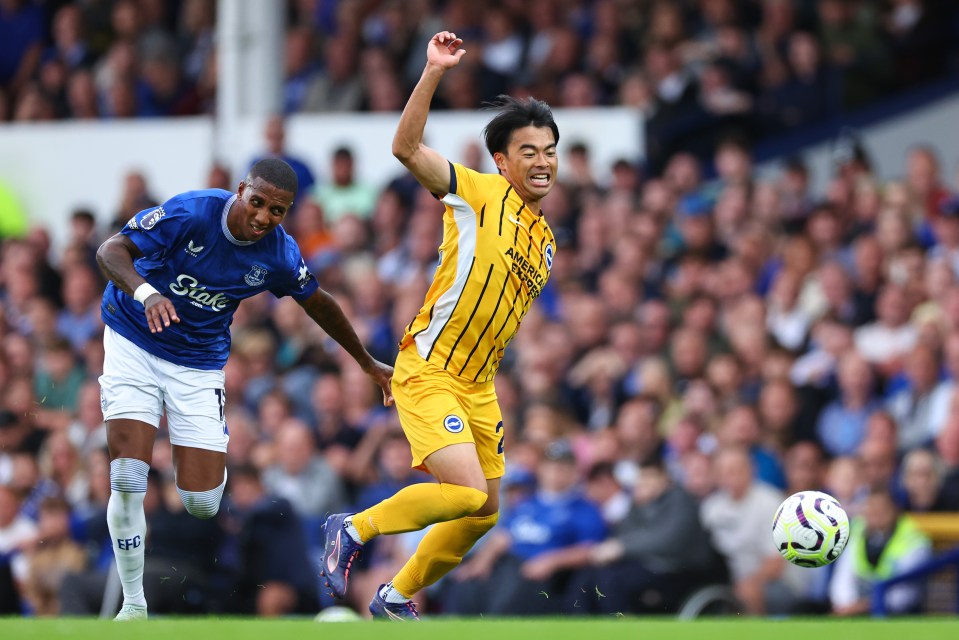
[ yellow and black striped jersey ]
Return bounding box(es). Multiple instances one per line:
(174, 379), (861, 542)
(399, 162), (555, 382)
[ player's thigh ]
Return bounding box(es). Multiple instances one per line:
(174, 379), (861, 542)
(99, 327), (164, 462)
(467, 383), (506, 482)
(392, 352), (483, 487)
(106, 420), (158, 464)
(394, 389), (484, 488)
(161, 364), (228, 489)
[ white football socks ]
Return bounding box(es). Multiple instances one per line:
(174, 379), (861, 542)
(344, 515), (363, 544)
(175, 469), (227, 519)
(380, 582), (411, 603)
(107, 458), (150, 608)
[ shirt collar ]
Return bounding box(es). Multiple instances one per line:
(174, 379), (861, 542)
(220, 194), (255, 246)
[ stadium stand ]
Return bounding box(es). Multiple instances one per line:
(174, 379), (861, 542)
(2, 0), (959, 618)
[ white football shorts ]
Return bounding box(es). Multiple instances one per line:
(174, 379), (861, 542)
(99, 326), (229, 453)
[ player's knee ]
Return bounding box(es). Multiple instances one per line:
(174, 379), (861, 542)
(175, 480), (226, 519)
(467, 510), (499, 535)
(440, 484), (488, 518)
(177, 488), (222, 519)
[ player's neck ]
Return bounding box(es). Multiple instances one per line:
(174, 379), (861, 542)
(510, 183), (543, 216)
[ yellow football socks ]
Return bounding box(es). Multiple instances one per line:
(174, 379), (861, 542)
(352, 482), (488, 542)
(392, 512), (500, 598)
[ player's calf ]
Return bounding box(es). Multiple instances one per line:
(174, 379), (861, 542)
(108, 458), (150, 610)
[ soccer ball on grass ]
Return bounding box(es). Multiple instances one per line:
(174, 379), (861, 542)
(314, 606), (361, 622)
(771, 490), (849, 568)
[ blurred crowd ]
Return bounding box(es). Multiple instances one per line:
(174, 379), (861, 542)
(1, 110), (958, 617)
(4, 0), (959, 168)
(3, 0), (959, 621)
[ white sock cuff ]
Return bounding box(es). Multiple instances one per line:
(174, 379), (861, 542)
(176, 470), (226, 519)
(381, 582), (411, 603)
(344, 515), (363, 544)
(110, 458), (150, 493)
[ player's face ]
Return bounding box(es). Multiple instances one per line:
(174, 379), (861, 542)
(231, 177), (294, 242)
(494, 125), (557, 206)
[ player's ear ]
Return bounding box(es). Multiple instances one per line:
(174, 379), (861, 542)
(493, 151), (507, 173)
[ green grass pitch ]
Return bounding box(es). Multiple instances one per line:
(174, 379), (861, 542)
(2, 618), (958, 640)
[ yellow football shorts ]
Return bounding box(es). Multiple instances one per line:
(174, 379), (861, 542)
(391, 347), (505, 479)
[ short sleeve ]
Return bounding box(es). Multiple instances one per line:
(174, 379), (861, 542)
(270, 238), (319, 301)
(121, 194), (192, 258)
(449, 163), (496, 214)
(573, 501), (608, 543)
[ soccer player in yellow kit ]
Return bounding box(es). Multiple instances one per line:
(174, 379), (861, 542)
(320, 31), (559, 619)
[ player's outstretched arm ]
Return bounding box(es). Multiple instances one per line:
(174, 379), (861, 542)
(96, 233), (180, 333)
(298, 289), (394, 406)
(391, 31), (466, 196)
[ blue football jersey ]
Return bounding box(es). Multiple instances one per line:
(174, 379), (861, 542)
(501, 492), (607, 561)
(101, 189), (319, 370)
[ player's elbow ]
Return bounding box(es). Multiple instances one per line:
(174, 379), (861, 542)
(99, 233), (130, 255)
(391, 145), (410, 164)
(392, 139), (416, 164)
(95, 237), (111, 259)
(95, 237), (118, 270)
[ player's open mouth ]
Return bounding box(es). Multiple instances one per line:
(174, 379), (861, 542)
(529, 173), (550, 188)
(250, 224), (267, 236)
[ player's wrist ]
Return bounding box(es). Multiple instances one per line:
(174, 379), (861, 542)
(423, 61), (448, 76)
(133, 282), (160, 305)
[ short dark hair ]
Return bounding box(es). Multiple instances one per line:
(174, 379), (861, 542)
(229, 463), (262, 484)
(638, 451), (667, 473)
(867, 487), (898, 510)
(586, 461), (616, 482)
(39, 495), (71, 514)
(482, 95), (559, 157)
(248, 158), (298, 194)
(71, 208), (96, 225)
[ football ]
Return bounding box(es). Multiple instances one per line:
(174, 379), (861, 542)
(771, 490), (850, 568)
(314, 606), (362, 622)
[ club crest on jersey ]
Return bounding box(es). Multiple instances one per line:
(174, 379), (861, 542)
(244, 264), (268, 287)
(444, 415), (465, 433)
(140, 206), (165, 230)
(544, 243), (554, 271)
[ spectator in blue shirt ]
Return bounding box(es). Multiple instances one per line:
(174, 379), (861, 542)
(220, 464), (317, 616)
(816, 351), (882, 456)
(0, 0), (44, 99)
(249, 115), (317, 214)
(444, 440), (607, 615)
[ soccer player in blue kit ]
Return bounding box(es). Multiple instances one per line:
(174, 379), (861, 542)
(96, 158), (394, 620)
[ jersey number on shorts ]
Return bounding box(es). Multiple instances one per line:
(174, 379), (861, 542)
(496, 421), (504, 455)
(214, 388), (225, 421)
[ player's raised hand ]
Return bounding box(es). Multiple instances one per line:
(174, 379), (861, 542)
(143, 294), (180, 333)
(365, 359), (395, 406)
(426, 31), (465, 70)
